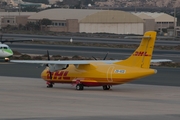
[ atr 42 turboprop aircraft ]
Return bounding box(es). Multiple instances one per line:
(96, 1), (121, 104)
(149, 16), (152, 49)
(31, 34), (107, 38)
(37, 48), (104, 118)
(11, 31), (171, 90)
(0, 35), (33, 61)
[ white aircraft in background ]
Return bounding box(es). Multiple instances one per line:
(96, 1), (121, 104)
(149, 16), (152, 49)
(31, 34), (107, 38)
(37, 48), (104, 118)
(0, 43), (13, 61)
(0, 34), (33, 61)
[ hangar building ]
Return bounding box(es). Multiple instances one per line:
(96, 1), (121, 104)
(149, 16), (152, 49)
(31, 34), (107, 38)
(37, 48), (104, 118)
(0, 9), (176, 35)
(132, 12), (177, 32)
(28, 9), (145, 34)
(28, 9), (102, 33)
(79, 10), (144, 35)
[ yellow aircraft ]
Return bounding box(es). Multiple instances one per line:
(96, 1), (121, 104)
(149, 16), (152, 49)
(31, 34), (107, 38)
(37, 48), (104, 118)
(11, 31), (165, 90)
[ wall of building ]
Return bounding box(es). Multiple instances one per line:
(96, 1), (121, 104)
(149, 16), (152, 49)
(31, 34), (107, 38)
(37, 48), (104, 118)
(41, 19), (79, 33)
(1, 15), (29, 27)
(156, 22), (175, 31)
(16, 16), (29, 26)
(46, 26), (67, 32)
(66, 19), (79, 33)
(1, 16), (16, 27)
(79, 23), (144, 35)
(143, 19), (156, 32)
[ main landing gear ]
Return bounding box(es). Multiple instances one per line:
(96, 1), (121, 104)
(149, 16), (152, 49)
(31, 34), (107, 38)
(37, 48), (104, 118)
(76, 84), (84, 90)
(103, 85), (111, 90)
(47, 82), (54, 88)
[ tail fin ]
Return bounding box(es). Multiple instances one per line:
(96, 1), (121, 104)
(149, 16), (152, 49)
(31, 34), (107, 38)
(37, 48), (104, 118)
(115, 31), (157, 68)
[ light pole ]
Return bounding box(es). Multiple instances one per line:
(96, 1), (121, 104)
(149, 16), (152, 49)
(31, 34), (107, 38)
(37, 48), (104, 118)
(174, 7), (176, 37)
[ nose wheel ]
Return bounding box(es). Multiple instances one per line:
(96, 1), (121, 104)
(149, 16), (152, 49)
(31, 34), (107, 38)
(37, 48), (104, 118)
(4, 58), (10, 62)
(47, 82), (54, 88)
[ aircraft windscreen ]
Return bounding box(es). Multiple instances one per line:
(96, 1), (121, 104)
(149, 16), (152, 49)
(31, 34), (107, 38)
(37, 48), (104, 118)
(3, 47), (8, 49)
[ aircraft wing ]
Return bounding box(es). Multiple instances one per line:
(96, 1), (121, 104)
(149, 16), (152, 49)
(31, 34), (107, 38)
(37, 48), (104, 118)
(10, 59), (172, 65)
(150, 59), (172, 62)
(10, 60), (116, 64)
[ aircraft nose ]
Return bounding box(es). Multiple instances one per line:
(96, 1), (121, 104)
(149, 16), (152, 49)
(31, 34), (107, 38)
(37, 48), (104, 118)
(6, 49), (13, 57)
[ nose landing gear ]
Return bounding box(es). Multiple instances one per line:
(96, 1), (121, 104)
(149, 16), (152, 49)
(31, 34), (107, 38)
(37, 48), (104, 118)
(4, 58), (10, 62)
(47, 82), (54, 88)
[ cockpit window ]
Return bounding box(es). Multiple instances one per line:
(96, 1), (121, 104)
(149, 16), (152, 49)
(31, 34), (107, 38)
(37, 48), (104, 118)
(3, 47), (8, 49)
(0, 47), (2, 49)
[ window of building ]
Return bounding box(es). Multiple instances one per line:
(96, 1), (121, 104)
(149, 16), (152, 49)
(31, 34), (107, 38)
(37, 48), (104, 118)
(162, 22), (168, 24)
(7, 20), (10, 23)
(62, 23), (66, 26)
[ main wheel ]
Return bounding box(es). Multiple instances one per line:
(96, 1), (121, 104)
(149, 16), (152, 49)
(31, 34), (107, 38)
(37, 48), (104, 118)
(103, 85), (110, 90)
(76, 84), (84, 90)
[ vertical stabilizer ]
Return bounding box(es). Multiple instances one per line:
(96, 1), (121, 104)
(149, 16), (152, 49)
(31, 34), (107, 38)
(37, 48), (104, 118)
(114, 31), (157, 68)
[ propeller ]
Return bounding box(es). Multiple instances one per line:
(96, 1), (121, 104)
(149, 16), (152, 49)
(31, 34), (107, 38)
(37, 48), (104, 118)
(46, 50), (52, 79)
(92, 52), (109, 60)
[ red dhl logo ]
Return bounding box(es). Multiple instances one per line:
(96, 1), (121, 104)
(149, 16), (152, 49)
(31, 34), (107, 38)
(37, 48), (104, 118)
(133, 51), (151, 56)
(46, 71), (70, 80)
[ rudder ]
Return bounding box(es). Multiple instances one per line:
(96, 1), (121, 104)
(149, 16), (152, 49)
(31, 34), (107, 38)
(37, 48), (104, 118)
(114, 31), (157, 68)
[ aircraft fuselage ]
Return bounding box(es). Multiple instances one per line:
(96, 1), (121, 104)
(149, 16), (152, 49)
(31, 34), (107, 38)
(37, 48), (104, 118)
(41, 63), (156, 86)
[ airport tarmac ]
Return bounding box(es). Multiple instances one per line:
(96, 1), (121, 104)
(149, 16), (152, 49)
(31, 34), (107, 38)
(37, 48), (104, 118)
(0, 76), (180, 120)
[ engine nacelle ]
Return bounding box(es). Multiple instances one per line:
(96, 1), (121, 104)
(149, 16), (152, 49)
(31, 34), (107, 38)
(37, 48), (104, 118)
(48, 64), (69, 72)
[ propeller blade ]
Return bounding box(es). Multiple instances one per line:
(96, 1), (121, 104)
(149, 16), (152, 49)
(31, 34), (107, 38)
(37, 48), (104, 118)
(46, 50), (52, 79)
(47, 50), (50, 60)
(103, 52), (109, 60)
(46, 50), (50, 67)
(92, 52), (109, 60)
(92, 56), (97, 60)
